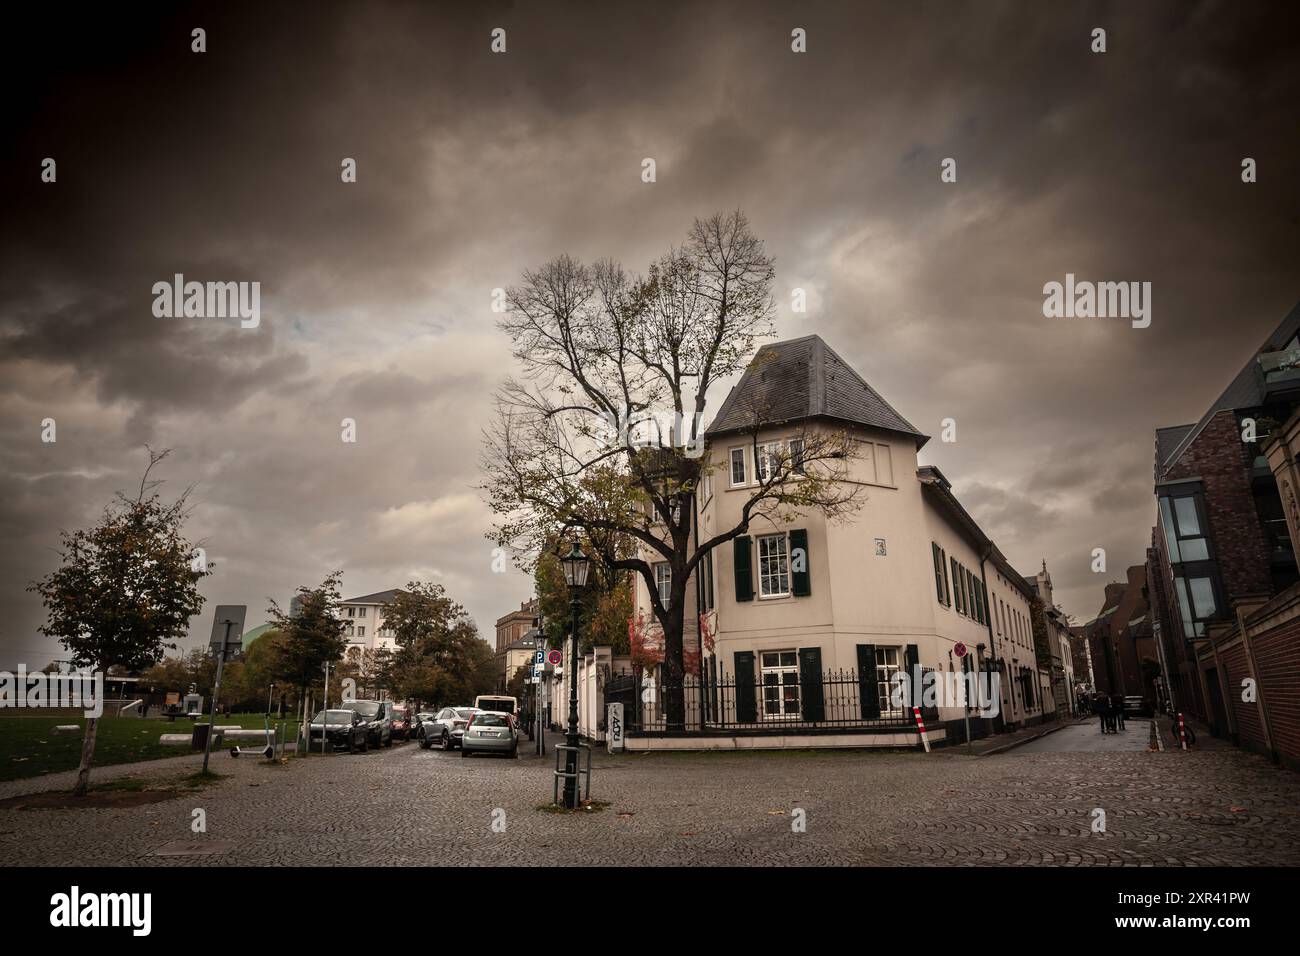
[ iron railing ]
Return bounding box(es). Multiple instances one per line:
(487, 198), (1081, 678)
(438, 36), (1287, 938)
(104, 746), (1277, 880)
(606, 666), (931, 736)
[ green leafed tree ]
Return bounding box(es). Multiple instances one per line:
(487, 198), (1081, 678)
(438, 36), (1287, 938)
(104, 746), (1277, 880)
(28, 448), (212, 795)
(383, 581), (494, 706)
(266, 572), (350, 731)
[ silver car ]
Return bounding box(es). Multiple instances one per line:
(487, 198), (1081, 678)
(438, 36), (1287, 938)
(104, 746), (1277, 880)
(461, 711), (518, 758)
(417, 707), (479, 750)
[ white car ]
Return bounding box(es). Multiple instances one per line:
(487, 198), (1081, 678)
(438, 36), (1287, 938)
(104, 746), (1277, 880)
(460, 711), (518, 758)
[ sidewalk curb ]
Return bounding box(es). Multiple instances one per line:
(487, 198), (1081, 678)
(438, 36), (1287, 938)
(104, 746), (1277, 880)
(976, 719), (1081, 757)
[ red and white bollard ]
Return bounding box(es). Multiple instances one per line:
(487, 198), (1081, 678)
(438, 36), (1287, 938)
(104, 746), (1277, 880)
(1177, 712), (1188, 751)
(912, 706), (931, 753)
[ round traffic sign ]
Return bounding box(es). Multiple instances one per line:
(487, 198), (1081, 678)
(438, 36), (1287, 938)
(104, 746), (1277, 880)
(547, 649), (562, 666)
(953, 642), (967, 658)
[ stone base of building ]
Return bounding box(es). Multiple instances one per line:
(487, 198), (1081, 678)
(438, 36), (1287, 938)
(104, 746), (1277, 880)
(623, 728), (944, 751)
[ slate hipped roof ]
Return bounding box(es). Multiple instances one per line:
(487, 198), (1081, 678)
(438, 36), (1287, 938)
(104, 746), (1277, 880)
(706, 334), (928, 447)
(342, 589), (403, 605)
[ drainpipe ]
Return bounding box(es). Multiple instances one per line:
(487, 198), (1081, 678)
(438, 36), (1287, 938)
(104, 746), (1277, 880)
(1235, 600), (1277, 762)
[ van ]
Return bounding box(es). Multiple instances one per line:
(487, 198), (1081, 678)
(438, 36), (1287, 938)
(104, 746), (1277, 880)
(474, 694), (518, 717)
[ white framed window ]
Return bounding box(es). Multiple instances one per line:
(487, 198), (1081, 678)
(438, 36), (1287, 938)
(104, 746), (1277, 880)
(653, 562), (672, 605)
(729, 447), (747, 486)
(347, 607), (356, 618)
(760, 650), (801, 719)
(755, 442), (782, 482)
(758, 533), (790, 598)
(357, 626), (365, 637)
(876, 647), (903, 716)
(788, 437), (805, 475)
(358, 607), (367, 618)
(701, 472), (713, 502)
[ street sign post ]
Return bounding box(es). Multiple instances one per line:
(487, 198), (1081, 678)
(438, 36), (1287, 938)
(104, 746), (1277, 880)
(203, 605), (247, 774)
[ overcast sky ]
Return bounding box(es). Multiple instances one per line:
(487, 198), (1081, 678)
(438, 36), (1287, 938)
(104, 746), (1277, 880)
(2, 1), (1298, 669)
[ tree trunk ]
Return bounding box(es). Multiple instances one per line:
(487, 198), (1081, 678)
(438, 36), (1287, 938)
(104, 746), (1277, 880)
(72, 716), (99, 797)
(660, 612), (686, 731)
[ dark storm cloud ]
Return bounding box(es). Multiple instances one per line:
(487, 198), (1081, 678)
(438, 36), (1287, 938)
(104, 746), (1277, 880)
(1, 0), (1298, 664)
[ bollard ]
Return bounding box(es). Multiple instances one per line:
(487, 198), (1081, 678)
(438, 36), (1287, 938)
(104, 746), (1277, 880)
(1177, 712), (1188, 751)
(912, 706), (931, 753)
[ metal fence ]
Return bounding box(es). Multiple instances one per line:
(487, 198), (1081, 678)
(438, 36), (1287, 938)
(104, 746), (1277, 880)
(606, 666), (930, 736)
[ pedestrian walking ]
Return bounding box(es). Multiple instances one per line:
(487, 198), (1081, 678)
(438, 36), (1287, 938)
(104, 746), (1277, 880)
(1096, 694), (1111, 734)
(1112, 695), (1126, 731)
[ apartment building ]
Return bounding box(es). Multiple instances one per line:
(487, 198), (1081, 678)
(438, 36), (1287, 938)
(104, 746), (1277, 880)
(338, 589), (403, 656)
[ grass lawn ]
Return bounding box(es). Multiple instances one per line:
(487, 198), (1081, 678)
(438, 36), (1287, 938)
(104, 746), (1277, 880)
(0, 713), (301, 783)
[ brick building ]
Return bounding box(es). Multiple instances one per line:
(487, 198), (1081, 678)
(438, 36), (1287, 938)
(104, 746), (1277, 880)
(494, 597), (538, 653)
(1148, 300), (1300, 767)
(1077, 565), (1160, 700)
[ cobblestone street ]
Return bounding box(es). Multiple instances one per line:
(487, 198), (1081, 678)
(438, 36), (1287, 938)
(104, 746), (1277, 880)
(3, 730), (1299, 867)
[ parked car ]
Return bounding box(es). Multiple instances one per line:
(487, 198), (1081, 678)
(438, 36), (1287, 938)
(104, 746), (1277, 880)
(389, 705), (412, 741)
(474, 694), (519, 723)
(1123, 695), (1153, 717)
(338, 700), (393, 748)
(412, 711), (437, 739)
(461, 711), (518, 758)
(418, 707), (479, 750)
(308, 709), (370, 753)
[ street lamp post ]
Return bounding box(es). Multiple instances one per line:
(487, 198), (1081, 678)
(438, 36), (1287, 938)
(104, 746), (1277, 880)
(560, 539), (590, 809)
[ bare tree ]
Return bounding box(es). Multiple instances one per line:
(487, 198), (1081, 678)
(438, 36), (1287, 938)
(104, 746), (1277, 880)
(482, 212), (863, 726)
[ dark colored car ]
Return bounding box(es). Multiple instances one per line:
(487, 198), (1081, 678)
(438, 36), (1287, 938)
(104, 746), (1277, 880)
(389, 705), (412, 741)
(417, 707), (479, 750)
(308, 709), (370, 752)
(1123, 695), (1153, 717)
(338, 700), (393, 748)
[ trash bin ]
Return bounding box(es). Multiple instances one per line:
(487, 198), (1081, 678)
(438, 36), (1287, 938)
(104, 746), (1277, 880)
(191, 723), (210, 750)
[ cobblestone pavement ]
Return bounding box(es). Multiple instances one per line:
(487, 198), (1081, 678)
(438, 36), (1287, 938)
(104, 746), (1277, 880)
(1015, 719), (1151, 753)
(3, 735), (1299, 866)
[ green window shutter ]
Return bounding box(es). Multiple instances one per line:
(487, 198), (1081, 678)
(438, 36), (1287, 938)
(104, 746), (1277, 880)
(904, 644), (920, 711)
(798, 647), (824, 721)
(931, 543), (944, 602)
(734, 651), (756, 722)
(733, 536), (753, 602)
(941, 549), (951, 605)
(705, 551), (715, 609)
(856, 644), (881, 719)
(790, 529), (811, 596)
